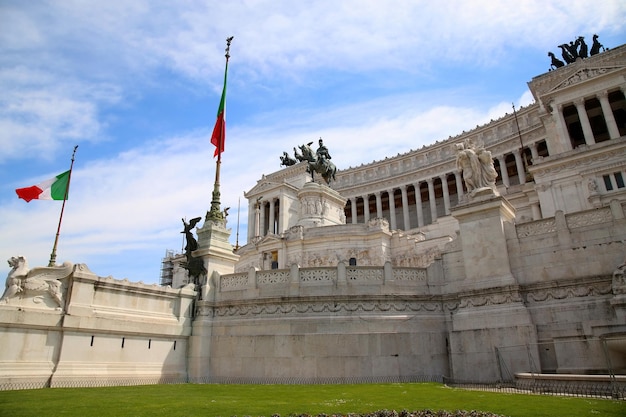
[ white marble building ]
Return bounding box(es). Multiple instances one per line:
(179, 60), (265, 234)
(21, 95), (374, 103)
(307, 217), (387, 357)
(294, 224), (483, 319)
(1, 43), (625, 389)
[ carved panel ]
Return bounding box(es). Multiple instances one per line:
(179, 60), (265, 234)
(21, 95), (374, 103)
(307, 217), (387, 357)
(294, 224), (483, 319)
(221, 273), (248, 290)
(516, 219), (557, 238)
(393, 268), (427, 281)
(565, 208), (612, 228)
(558, 68), (608, 88)
(347, 267), (383, 282)
(300, 268), (335, 283)
(257, 270), (290, 285)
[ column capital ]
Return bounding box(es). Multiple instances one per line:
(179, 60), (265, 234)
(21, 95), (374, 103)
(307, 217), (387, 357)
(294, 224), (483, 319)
(597, 90), (609, 100)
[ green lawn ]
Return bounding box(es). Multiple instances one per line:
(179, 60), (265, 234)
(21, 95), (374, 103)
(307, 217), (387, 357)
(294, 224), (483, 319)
(0, 383), (623, 417)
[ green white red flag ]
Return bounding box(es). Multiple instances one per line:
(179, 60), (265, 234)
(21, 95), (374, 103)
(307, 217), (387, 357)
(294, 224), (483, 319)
(16, 170), (71, 202)
(210, 60), (228, 158)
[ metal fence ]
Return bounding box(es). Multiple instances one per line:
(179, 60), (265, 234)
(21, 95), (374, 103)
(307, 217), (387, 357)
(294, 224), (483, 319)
(443, 377), (626, 400)
(2, 374), (625, 399)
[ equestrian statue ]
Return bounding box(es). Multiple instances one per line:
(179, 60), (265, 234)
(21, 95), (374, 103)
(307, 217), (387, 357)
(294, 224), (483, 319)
(295, 138), (337, 186)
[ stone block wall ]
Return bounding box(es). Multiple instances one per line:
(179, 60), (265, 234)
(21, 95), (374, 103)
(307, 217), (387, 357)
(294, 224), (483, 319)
(0, 264), (196, 389)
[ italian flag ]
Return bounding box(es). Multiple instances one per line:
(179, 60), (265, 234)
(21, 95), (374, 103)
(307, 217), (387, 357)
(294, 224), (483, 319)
(16, 170), (71, 202)
(210, 60), (228, 158)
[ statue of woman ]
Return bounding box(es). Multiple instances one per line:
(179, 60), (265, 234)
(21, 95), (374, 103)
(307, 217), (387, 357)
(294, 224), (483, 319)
(456, 140), (498, 196)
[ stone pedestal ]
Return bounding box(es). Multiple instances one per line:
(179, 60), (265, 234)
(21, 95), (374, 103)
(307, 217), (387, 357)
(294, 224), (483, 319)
(194, 219), (239, 280)
(188, 218), (239, 382)
(450, 194), (517, 290)
(449, 194), (539, 381)
(296, 182), (347, 228)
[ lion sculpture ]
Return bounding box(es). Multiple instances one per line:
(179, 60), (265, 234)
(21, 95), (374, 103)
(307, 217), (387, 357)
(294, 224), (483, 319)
(0, 256), (73, 308)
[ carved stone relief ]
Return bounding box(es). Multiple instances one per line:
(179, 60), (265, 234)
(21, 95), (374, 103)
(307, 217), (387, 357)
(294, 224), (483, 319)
(0, 256), (73, 310)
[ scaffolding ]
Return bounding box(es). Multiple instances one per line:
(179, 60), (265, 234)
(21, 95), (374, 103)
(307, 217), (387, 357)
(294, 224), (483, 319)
(159, 249), (176, 286)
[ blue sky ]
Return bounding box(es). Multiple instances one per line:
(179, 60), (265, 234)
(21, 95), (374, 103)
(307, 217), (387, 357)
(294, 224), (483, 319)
(1, 1), (625, 284)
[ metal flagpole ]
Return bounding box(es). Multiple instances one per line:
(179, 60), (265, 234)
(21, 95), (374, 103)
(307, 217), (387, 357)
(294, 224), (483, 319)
(512, 103), (526, 166)
(235, 195), (240, 250)
(512, 103), (530, 180)
(48, 145), (78, 267)
(207, 36), (233, 222)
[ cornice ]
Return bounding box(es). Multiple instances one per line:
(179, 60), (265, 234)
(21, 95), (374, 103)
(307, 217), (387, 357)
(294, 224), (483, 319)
(196, 275), (615, 319)
(529, 137), (626, 178)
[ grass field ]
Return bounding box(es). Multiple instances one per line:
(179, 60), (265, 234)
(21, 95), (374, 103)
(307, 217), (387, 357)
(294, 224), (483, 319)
(0, 383), (624, 417)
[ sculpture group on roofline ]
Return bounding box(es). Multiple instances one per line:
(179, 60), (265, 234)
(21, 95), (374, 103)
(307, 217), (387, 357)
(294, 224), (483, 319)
(280, 138), (337, 186)
(548, 34), (606, 71)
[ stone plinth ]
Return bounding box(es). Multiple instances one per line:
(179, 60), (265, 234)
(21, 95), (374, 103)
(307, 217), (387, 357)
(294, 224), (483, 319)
(189, 218), (239, 382)
(296, 182), (347, 228)
(195, 219), (239, 280)
(450, 194), (517, 290)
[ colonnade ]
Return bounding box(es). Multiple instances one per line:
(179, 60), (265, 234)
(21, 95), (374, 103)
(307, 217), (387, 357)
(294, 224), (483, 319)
(344, 141), (549, 230)
(246, 139), (555, 238)
(554, 88), (625, 149)
(247, 198), (281, 240)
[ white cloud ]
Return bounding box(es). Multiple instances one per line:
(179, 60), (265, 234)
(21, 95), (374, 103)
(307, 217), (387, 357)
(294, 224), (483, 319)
(0, 66), (121, 162)
(1, 0), (625, 283)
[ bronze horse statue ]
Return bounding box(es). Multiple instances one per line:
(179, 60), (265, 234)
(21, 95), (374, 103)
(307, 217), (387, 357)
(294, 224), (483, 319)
(297, 142), (336, 186)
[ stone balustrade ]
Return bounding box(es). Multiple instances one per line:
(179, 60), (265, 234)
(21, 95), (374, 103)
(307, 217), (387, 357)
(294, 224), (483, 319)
(215, 262), (431, 301)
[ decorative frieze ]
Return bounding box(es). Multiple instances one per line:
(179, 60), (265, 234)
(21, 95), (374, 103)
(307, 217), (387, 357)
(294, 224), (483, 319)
(531, 145), (626, 177)
(526, 281), (612, 302)
(208, 298), (442, 319)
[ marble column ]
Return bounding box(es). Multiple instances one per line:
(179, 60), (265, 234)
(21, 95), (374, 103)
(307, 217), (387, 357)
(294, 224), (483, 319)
(427, 178), (437, 223)
(455, 172), (464, 199)
(555, 103), (574, 151)
(350, 197), (358, 224)
(248, 200), (255, 240)
(512, 149), (526, 185)
(260, 201), (266, 236)
(254, 203), (261, 237)
(401, 186), (410, 230)
(440, 175), (451, 215)
(574, 98), (595, 145)
(375, 192), (383, 219)
(268, 199), (275, 234)
(388, 190), (397, 230)
(529, 142), (539, 161)
(497, 155), (510, 187)
(598, 91), (620, 139)
(364, 194), (370, 222)
(414, 183), (424, 227)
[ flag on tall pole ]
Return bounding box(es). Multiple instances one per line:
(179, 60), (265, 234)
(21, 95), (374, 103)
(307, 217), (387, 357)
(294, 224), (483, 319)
(206, 37), (233, 223)
(15, 146), (79, 266)
(16, 170), (71, 202)
(210, 36), (233, 159)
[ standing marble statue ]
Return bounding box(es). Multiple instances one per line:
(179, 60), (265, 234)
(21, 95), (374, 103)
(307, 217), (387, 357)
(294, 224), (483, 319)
(455, 139), (498, 198)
